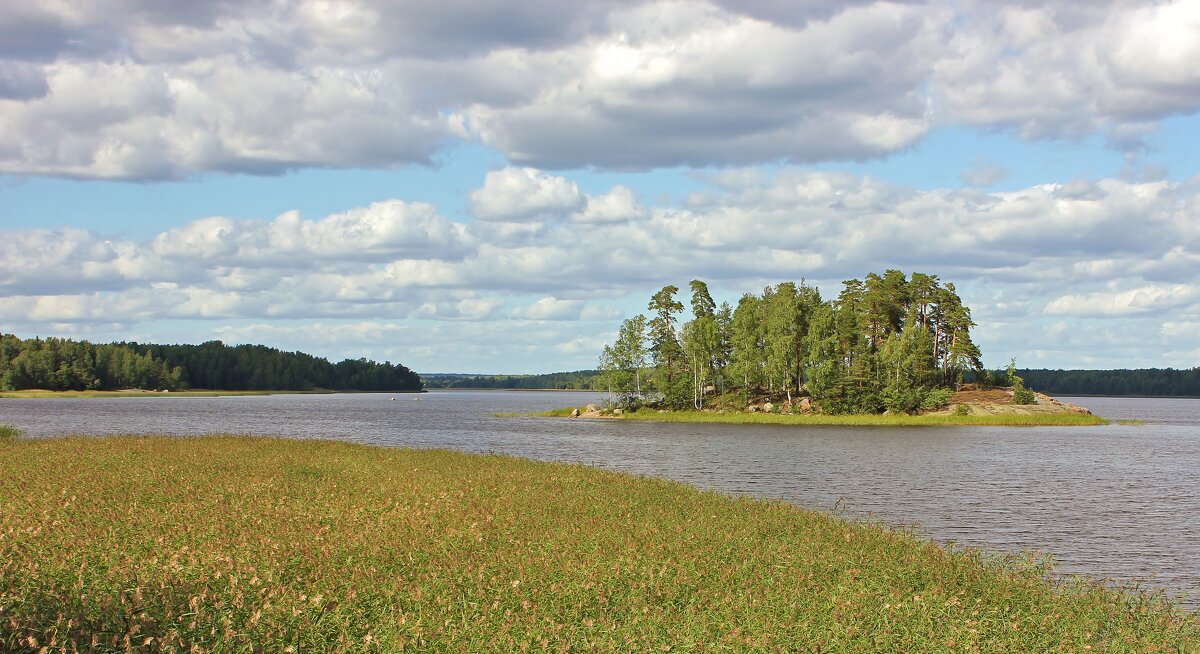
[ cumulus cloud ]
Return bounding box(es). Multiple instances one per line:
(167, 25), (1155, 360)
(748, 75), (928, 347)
(467, 168), (645, 225)
(4, 166), (1199, 368)
(2, 1), (1197, 178)
(1044, 284), (1200, 317)
(468, 167), (585, 222)
(574, 186), (645, 223)
(511, 297), (622, 321)
(935, 1), (1200, 144)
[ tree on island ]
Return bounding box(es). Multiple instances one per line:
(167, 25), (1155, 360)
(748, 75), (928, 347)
(598, 270), (986, 415)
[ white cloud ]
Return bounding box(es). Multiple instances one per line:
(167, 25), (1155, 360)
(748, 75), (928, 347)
(3, 1), (1197, 178)
(511, 297), (622, 321)
(1044, 284), (1200, 317)
(4, 166), (1199, 369)
(573, 186), (645, 223)
(468, 167), (585, 222)
(935, 1), (1200, 144)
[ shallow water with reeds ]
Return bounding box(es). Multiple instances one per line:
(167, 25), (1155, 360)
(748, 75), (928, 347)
(3, 391), (1197, 606)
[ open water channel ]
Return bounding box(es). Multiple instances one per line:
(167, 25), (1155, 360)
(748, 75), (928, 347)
(2, 391), (1197, 607)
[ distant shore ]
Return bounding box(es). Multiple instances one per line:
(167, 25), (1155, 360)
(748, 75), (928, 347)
(0, 388), (425, 399)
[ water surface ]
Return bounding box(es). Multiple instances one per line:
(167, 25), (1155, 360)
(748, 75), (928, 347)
(3, 391), (1196, 606)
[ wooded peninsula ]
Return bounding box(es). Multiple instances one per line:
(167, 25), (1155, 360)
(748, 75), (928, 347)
(597, 270), (1006, 415)
(0, 334), (422, 393)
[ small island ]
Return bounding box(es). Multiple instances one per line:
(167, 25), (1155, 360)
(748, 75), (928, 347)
(558, 271), (1104, 426)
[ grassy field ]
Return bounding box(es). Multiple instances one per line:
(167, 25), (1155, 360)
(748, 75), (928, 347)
(532, 408), (1109, 427)
(1, 436), (1193, 652)
(0, 389), (341, 399)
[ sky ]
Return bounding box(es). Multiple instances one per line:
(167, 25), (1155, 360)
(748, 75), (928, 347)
(2, 1), (1200, 373)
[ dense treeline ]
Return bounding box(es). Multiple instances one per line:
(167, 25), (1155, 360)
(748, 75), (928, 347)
(421, 371), (601, 390)
(422, 367), (1200, 397)
(599, 271), (983, 414)
(1011, 368), (1200, 397)
(0, 334), (422, 392)
(0, 335), (185, 391)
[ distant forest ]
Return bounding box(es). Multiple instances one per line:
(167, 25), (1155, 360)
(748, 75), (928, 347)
(421, 371), (601, 390)
(0, 334), (422, 392)
(1011, 368), (1200, 397)
(424, 368), (1200, 397)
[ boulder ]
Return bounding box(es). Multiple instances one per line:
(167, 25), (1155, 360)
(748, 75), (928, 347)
(763, 402), (774, 413)
(570, 408), (580, 417)
(799, 397), (812, 412)
(613, 408), (624, 416)
(585, 404), (598, 413)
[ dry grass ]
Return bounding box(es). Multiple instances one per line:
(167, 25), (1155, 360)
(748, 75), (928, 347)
(0, 436), (1193, 652)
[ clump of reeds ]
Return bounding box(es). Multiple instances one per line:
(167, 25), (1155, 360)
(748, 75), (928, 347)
(0, 435), (1192, 652)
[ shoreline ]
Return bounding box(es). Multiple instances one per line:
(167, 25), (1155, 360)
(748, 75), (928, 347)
(0, 388), (425, 399)
(0, 434), (1193, 650)
(530, 407), (1109, 426)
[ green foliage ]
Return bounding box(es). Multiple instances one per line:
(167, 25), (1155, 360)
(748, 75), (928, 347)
(881, 383), (926, 414)
(0, 333), (182, 392)
(0, 333), (422, 392)
(0, 424), (21, 440)
(1007, 358), (1037, 405)
(647, 285), (684, 374)
(954, 403), (971, 416)
(1013, 384), (1037, 405)
(5, 435), (1189, 652)
(708, 388), (749, 413)
(601, 271), (986, 415)
(596, 314), (650, 408)
(654, 369), (696, 411)
(921, 387), (952, 410)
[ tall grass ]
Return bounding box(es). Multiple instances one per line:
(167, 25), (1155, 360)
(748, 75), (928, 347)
(0, 423), (21, 439)
(1, 436), (1192, 652)
(537, 408), (1108, 426)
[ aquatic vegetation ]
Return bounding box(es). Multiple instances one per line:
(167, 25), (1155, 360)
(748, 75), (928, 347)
(0, 436), (1192, 652)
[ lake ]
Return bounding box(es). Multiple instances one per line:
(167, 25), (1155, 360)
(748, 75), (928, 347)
(2, 391), (1197, 607)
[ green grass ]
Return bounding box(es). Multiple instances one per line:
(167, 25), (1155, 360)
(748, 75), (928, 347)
(1, 436), (1193, 652)
(0, 389), (335, 399)
(0, 424), (21, 439)
(534, 408), (1109, 426)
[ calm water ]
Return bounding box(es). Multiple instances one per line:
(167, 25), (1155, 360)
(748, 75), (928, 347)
(2, 391), (1197, 606)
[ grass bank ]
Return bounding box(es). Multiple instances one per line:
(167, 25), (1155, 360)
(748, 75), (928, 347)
(0, 389), (337, 399)
(2, 436), (1192, 652)
(532, 408), (1108, 426)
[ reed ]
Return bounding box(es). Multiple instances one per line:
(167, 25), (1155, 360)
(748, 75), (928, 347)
(0, 436), (1191, 652)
